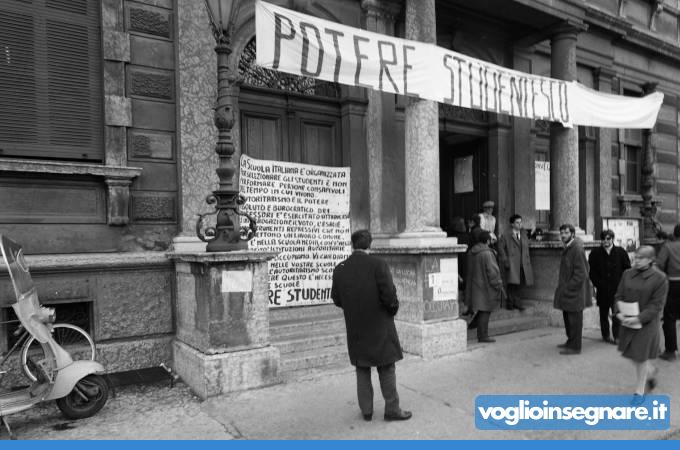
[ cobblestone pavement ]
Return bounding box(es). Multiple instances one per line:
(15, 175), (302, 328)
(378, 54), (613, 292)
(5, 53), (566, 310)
(2, 327), (679, 440)
(1, 383), (235, 440)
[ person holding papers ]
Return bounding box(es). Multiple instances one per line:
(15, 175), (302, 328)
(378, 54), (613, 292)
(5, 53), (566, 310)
(614, 245), (668, 402)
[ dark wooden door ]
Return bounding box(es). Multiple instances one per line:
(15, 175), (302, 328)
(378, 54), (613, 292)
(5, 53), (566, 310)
(239, 87), (342, 166)
(440, 137), (488, 233)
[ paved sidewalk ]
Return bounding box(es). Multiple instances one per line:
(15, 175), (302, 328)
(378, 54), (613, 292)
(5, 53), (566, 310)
(3, 327), (679, 440)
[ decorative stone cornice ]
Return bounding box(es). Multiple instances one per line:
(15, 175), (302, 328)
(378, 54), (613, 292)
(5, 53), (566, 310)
(361, 0), (402, 23)
(0, 159), (142, 179)
(0, 159), (142, 226)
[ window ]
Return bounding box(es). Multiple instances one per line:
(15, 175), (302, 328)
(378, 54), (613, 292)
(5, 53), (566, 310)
(0, 0), (103, 161)
(624, 144), (641, 194)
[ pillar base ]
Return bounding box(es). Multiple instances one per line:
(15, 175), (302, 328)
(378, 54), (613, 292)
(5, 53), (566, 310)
(372, 231), (452, 248)
(173, 340), (281, 399)
(544, 227), (591, 241)
(395, 319), (467, 359)
(171, 235), (207, 252)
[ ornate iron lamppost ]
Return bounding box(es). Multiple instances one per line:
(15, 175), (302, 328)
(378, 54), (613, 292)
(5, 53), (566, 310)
(197, 0), (256, 251)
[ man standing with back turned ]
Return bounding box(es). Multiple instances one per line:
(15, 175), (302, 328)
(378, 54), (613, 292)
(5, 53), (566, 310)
(332, 230), (412, 422)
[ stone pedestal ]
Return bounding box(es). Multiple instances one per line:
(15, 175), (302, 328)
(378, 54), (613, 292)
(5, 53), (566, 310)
(167, 251), (280, 399)
(371, 240), (468, 359)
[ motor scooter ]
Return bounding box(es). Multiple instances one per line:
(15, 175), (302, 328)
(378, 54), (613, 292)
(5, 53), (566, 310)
(0, 234), (109, 439)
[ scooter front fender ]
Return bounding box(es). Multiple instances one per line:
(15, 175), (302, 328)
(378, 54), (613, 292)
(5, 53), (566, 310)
(44, 360), (106, 400)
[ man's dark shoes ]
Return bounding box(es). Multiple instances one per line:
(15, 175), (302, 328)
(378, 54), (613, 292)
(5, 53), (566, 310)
(363, 413), (373, 422)
(478, 337), (496, 343)
(557, 342), (569, 348)
(384, 410), (412, 421)
(645, 377), (657, 393)
(515, 305), (526, 311)
(559, 348), (581, 355)
(659, 351), (677, 361)
(603, 337), (617, 345)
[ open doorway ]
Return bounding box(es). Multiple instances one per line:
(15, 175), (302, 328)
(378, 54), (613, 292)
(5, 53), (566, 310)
(440, 134), (489, 235)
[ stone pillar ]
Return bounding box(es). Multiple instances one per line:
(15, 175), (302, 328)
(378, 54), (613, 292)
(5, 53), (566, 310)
(362, 0), (401, 235)
(401, 0), (444, 241)
(549, 22), (585, 236)
(372, 245), (468, 359)
(593, 68), (615, 233)
(640, 82), (663, 244)
(167, 251), (280, 399)
(173, 0), (218, 252)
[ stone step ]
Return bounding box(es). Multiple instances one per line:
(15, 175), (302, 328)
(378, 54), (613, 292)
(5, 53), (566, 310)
(269, 304), (341, 322)
(274, 329), (347, 355)
(279, 344), (349, 375)
(467, 315), (550, 341)
(270, 315), (346, 340)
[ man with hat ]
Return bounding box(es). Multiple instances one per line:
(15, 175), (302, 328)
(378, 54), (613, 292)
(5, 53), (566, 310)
(479, 200), (497, 244)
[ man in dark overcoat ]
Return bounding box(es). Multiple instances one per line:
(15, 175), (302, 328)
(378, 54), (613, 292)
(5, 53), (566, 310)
(498, 214), (534, 311)
(554, 224), (592, 355)
(615, 245), (668, 401)
(656, 224), (680, 361)
(588, 229), (631, 344)
(331, 230), (411, 422)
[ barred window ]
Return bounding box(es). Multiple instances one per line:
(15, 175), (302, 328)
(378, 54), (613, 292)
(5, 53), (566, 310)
(0, 0), (103, 161)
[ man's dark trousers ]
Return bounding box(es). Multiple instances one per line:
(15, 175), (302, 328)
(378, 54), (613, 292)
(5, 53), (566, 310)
(563, 310), (583, 350)
(599, 302), (620, 340)
(507, 268), (526, 309)
(662, 280), (680, 353)
(356, 364), (399, 416)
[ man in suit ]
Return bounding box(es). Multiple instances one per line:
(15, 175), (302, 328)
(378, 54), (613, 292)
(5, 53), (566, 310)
(498, 214), (534, 311)
(588, 229), (631, 344)
(554, 224), (592, 355)
(331, 230), (412, 422)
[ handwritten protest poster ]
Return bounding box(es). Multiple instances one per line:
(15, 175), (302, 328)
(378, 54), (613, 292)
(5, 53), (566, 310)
(239, 155), (351, 308)
(535, 161), (550, 210)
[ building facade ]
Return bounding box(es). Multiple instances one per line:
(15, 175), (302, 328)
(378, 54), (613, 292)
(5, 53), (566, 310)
(2, 0), (680, 377)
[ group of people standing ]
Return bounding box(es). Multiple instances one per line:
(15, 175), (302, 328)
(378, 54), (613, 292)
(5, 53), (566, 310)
(329, 214), (680, 422)
(456, 202), (535, 343)
(557, 224), (678, 402)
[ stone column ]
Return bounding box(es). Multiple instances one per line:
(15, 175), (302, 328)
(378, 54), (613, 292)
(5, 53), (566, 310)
(362, 0), (401, 235)
(167, 251), (280, 399)
(173, 0), (218, 251)
(593, 68), (615, 233)
(370, 0), (466, 360)
(640, 82), (662, 244)
(549, 22), (585, 236)
(400, 0), (445, 241)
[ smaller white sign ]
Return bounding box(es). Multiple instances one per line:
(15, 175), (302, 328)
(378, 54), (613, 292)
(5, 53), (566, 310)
(454, 157), (474, 194)
(535, 161), (550, 210)
(221, 270), (253, 293)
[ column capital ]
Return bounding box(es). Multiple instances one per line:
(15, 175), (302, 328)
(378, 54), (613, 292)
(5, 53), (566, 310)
(642, 82), (659, 94)
(550, 20), (588, 42)
(593, 67), (617, 82)
(361, 0), (402, 23)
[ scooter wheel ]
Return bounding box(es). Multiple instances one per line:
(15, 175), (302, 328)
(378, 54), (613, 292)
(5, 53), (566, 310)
(56, 374), (109, 419)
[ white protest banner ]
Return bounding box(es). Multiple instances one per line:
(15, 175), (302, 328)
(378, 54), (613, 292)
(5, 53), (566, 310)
(239, 155), (351, 307)
(256, 1), (663, 129)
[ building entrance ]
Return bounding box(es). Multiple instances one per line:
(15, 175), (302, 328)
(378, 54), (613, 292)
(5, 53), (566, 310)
(439, 134), (489, 235)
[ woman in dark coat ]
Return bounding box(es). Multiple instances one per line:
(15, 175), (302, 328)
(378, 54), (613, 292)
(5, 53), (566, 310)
(615, 245), (668, 401)
(465, 231), (504, 343)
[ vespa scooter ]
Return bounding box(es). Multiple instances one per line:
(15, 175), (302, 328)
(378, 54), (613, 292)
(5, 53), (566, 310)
(0, 234), (109, 439)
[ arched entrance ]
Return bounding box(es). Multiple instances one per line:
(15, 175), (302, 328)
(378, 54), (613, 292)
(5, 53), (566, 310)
(237, 39), (344, 167)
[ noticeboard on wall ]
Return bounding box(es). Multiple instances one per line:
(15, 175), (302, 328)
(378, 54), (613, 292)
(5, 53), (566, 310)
(602, 217), (641, 256)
